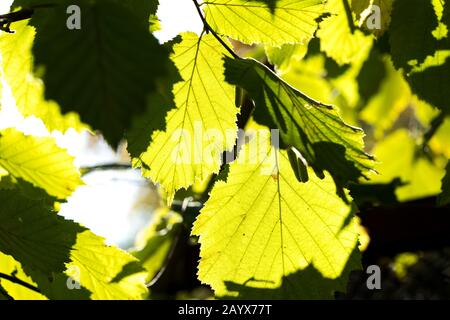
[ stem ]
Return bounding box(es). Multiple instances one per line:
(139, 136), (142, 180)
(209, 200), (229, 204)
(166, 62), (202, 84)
(80, 163), (133, 175)
(423, 112), (446, 148)
(0, 4), (56, 22)
(0, 272), (41, 294)
(342, 0), (356, 33)
(191, 0), (239, 59)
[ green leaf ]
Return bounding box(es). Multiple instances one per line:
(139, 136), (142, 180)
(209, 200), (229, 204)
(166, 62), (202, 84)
(126, 40), (183, 162)
(126, 92), (174, 163)
(389, 0), (438, 71)
(265, 43), (309, 74)
(0, 189), (148, 299)
(136, 32), (238, 203)
(0, 128), (83, 199)
(280, 53), (353, 111)
(408, 52), (450, 114)
(370, 129), (447, 201)
(192, 129), (360, 298)
(0, 285), (9, 300)
(359, 55), (412, 138)
(356, 48), (387, 104)
(387, 1), (450, 113)
(56, 231), (148, 300)
(0, 190), (82, 275)
(351, 0), (393, 36)
(24, 230), (148, 300)
(224, 57), (374, 194)
(0, 252), (47, 300)
(26, 0), (171, 147)
(317, 0), (373, 65)
(203, 0), (325, 46)
(438, 161), (450, 206)
(0, 20), (86, 133)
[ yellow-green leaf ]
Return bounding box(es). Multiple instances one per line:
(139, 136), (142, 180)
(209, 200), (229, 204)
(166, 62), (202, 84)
(265, 43), (309, 74)
(0, 189), (148, 300)
(360, 55), (412, 138)
(0, 128), (83, 199)
(203, 0), (325, 46)
(0, 189), (82, 275)
(224, 57), (374, 193)
(370, 129), (447, 201)
(0, 21), (86, 133)
(193, 129), (360, 298)
(136, 32), (238, 203)
(0, 252), (47, 300)
(62, 230), (148, 300)
(317, 0), (373, 65)
(351, 0), (393, 36)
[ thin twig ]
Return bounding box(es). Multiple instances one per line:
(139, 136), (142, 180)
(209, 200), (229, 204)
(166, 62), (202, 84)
(422, 112), (446, 149)
(0, 272), (41, 294)
(191, 0), (239, 59)
(0, 4), (56, 33)
(342, 0), (356, 34)
(80, 163), (133, 175)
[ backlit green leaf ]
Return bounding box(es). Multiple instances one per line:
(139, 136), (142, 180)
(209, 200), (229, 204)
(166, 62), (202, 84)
(0, 20), (86, 133)
(224, 57), (374, 194)
(136, 32), (238, 203)
(0, 252), (47, 300)
(351, 0), (393, 36)
(0, 128), (83, 199)
(317, 0), (373, 65)
(265, 43), (309, 74)
(370, 129), (446, 201)
(193, 129), (360, 298)
(203, 0), (325, 46)
(0, 189), (148, 300)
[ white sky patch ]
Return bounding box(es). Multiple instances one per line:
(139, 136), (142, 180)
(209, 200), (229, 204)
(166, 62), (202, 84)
(154, 0), (203, 42)
(0, 0), (201, 248)
(59, 170), (153, 247)
(0, 2), (12, 14)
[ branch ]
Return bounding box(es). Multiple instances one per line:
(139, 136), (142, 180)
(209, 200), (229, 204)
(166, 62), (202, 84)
(80, 163), (133, 175)
(0, 272), (41, 294)
(191, 0), (239, 59)
(342, 0), (356, 34)
(422, 112), (446, 150)
(0, 4), (55, 33)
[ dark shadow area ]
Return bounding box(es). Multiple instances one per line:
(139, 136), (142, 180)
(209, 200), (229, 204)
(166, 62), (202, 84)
(339, 248), (450, 300)
(359, 196), (450, 260)
(348, 178), (404, 208)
